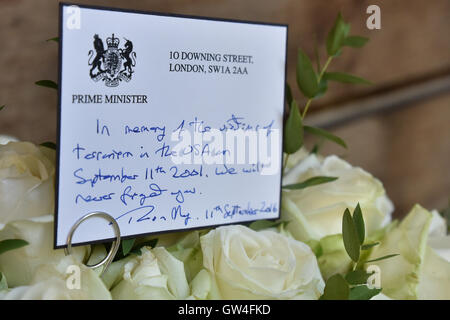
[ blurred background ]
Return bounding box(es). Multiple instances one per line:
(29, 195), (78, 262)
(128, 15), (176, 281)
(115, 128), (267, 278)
(0, 0), (449, 217)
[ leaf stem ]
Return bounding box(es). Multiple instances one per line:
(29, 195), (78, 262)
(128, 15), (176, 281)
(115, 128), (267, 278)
(301, 56), (333, 119)
(319, 56), (333, 81)
(301, 99), (312, 119)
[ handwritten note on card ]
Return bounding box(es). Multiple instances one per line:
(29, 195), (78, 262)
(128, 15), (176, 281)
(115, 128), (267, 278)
(55, 4), (287, 247)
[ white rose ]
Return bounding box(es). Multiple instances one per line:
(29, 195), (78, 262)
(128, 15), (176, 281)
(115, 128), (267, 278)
(315, 234), (353, 281)
(0, 135), (18, 145)
(428, 210), (447, 238)
(189, 269), (212, 300)
(198, 225), (324, 299)
(0, 255), (111, 300)
(111, 247), (190, 300)
(284, 147), (316, 172)
(0, 142), (55, 227)
(100, 256), (134, 291)
(166, 231), (204, 283)
(427, 209), (449, 263)
(282, 155), (393, 241)
(367, 204), (450, 300)
(0, 215), (88, 287)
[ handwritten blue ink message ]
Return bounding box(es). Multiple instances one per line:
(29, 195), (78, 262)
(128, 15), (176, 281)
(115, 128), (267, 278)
(71, 116), (279, 227)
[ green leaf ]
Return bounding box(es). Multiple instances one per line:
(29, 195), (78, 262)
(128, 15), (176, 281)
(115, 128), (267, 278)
(439, 203), (450, 233)
(349, 285), (381, 300)
(311, 143), (320, 154)
(46, 37), (59, 43)
(353, 203), (365, 245)
(304, 126), (347, 148)
(35, 80), (58, 90)
(285, 83), (293, 107)
(283, 100), (303, 154)
(342, 208), (360, 262)
(40, 141), (57, 150)
(130, 239), (158, 255)
(121, 238), (136, 256)
(345, 270), (372, 285)
(296, 48), (319, 98)
(0, 239), (29, 255)
(320, 274), (349, 300)
(365, 254), (399, 263)
(283, 176), (338, 190)
(0, 105), (4, 111)
(248, 220), (288, 231)
(361, 242), (380, 250)
(343, 36), (369, 48)
(323, 72), (372, 85)
(326, 12), (350, 57)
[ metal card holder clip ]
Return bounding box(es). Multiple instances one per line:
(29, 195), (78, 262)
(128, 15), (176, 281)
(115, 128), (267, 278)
(64, 211), (121, 276)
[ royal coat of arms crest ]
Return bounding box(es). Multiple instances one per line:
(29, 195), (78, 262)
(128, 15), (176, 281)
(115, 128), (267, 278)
(88, 34), (136, 87)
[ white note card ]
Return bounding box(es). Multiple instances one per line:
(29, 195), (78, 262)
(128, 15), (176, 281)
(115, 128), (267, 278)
(55, 4), (287, 247)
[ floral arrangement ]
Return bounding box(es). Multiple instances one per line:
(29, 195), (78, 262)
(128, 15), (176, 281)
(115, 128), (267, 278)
(0, 13), (448, 300)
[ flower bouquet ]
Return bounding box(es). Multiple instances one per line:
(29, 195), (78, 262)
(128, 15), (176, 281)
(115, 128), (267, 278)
(0, 13), (448, 300)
